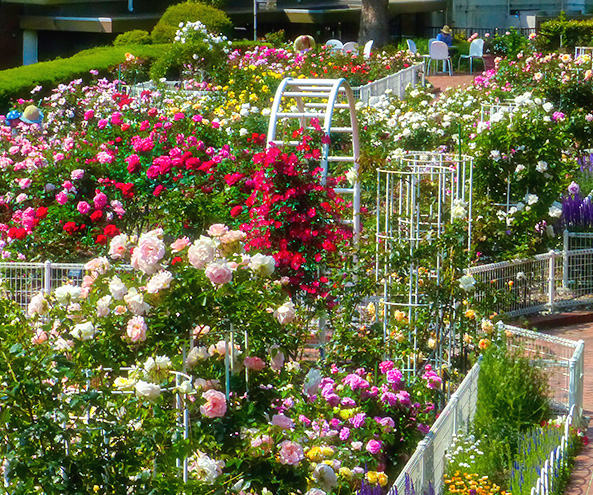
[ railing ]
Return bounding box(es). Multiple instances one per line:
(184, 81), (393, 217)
(468, 248), (593, 317)
(390, 323), (584, 495)
(352, 63), (425, 104)
(426, 27), (536, 39)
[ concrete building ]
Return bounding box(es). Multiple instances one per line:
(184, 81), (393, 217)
(0, 0), (446, 69)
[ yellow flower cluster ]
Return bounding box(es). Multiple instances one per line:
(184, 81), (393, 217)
(366, 471), (388, 487)
(306, 445), (335, 462)
(443, 471), (509, 495)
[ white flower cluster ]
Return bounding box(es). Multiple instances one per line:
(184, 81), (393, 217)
(174, 21), (232, 54)
(445, 431), (484, 469)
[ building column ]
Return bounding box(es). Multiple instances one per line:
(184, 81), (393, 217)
(23, 29), (38, 65)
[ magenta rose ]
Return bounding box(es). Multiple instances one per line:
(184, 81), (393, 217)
(366, 439), (382, 454)
(200, 389), (227, 418)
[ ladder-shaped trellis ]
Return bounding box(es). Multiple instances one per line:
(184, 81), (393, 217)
(267, 77), (361, 240)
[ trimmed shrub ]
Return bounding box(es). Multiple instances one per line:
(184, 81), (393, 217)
(536, 16), (593, 51)
(113, 30), (152, 46)
(151, 2), (233, 44)
(0, 45), (167, 112)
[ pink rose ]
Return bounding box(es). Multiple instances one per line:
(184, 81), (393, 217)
(77, 201), (91, 215)
(187, 236), (216, 269)
(93, 191), (108, 210)
(278, 440), (304, 465)
(205, 262), (233, 286)
(200, 389), (227, 418)
(170, 236), (191, 253)
(250, 435), (273, 454)
(131, 232), (166, 275)
(207, 223), (229, 237)
(366, 439), (382, 454)
(271, 414), (295, 429)
(71, 169), (85, 180)
(97, 119), (108, 129)
(84, 110), (94, 120)
(55, 191), (69, 205)
(274, 301), (296, 325)
(126, 315), (147, 343)
(111, 112), (124, 125)
(270, 345), (285, 371)
(244, 356), (266, 371)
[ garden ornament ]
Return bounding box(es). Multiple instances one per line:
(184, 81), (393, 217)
(293, 35), (315, 52)
(20, 105), (44, 124)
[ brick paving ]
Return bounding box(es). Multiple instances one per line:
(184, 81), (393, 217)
(541, 320), (593, 495)
(425, 73), (477, 94)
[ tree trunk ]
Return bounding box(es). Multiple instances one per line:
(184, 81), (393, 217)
(358, 0), (390, 47)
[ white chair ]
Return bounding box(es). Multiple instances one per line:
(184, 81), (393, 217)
(428, 40), (452, 75)
(458, 38), (484, 74)
(406, 39), (417, 54)
(325, 39), (343, 53)
(342, 41), (359, 55)
(363, 39), (373, 59)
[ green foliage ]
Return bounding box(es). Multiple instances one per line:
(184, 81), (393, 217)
(114, 30), (152, 46)
(0, 45), (167, 113)
(151, 2), (233, 44)
(536, 16), (593, 51)
(490, 28), (529, 57)
(474, 344), (550, 445)
(263, 30), (286, 47)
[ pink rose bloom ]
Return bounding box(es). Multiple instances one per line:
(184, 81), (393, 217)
(205, 262), (233, 286)
(84, 110), (94, 120)
(109, 234), (129, 259)
(126, 315), (147, 343)
(93, 191), (108, 210)
(77, 201), (91, 215)
(97, 151), (113, 164)
(131, 233), (166, 275)
(17, 178), (32, 189)
(366, 439), (382, 454)
(188, 236), (216, 268)
(55, 191), (69, 205)
(200, 389), (227, 418)
(207, 224), (229, 237)
(244, 356), (266, 371)
(170, 236), (191, 253)
(271, 414), (295, 429)
(71, 169), (84, 180)
(278, 441), (304, 465)
(270, 345), (285, 371)
(111, 112), (124, 125)
(16, 193), (27, 204)
(97, 119), (108, 129)
(250, 435), (273, 454)
(274, 301), (296, 325)
(54, 153), (65, 162)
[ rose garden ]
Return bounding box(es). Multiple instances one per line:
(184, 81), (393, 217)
(0, 15), (592, 495)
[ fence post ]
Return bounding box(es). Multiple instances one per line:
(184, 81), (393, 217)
(44, 260), (52, 294)
(548, 251), (556, 312)
(419, 436), (434, 494)
(563, 229), (569, 289)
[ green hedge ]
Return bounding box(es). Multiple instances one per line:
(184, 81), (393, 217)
(536, 17), (593, 51)
(0, 44), (167, 112)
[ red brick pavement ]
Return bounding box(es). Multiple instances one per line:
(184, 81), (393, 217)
(541, 321), (593, 495)
(425, 73), (477, 94)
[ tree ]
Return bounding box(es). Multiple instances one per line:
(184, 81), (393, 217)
(358, 0), (390, 47)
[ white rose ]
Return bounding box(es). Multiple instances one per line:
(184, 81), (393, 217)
(135, 380), (161, 401)
(248, 253), (276, 277)
(274, 300), (296, 325)
(451, 199), (467, 220)
(155, 355), (172, 369)
(109, 276), (128, 300)
(146, 270), (173, 294)
(70, 321), (96, 341)
(28, 291), (48, 316)
(186, 346), (209, 367)
(144, 357), (156, 373)
(548, 203), (562, 218)
(113, 376), (136, 391)
(96, 295), (112, 317)
(303, 368), (322, 395)
(124, 287), (150, 315)
(54, 284), (82, 305)
(536, 160), (548, 173)
(459, 274), (477, 291)
(131, 232), (166, 275)
(187, 236), (216, 269)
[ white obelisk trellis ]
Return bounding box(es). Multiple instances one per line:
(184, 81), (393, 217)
(376, 152), (473, 374)
(267, 77), (361, 240)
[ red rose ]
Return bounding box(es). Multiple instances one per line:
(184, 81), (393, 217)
(95, 234), (107, 245)
(90, 210), (103, 222)
(8, 227), (27, 240)
(63, 222), (78, 235)
(153, 185), (165, 197)
(230, 205), (243, 218)
(103, 224), (120, 237)
(36, 206), (48, 219)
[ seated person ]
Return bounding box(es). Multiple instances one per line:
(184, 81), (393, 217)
(436, 25), (453, 47)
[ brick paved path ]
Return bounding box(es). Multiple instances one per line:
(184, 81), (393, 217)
(544, 322), (593, 495)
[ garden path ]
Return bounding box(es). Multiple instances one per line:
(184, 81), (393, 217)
(542, 318), (593, 495)
(424, 74), (476, 95)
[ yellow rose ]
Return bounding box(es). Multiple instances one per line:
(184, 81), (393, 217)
(339, 467), (353, 478)
(378, 473), (388, 487)
(366, 471), (379, 484)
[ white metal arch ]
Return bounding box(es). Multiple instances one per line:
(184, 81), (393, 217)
(267, 77), (361, 240)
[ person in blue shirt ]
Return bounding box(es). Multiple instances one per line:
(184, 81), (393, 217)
(437, 25), (453, 46)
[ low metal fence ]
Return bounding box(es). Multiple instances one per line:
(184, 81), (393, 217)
(468, 248), (593, 317)
(426, 27), (536, 39)
(352, 63), (425, 104)
(389, 324), (584, 495)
